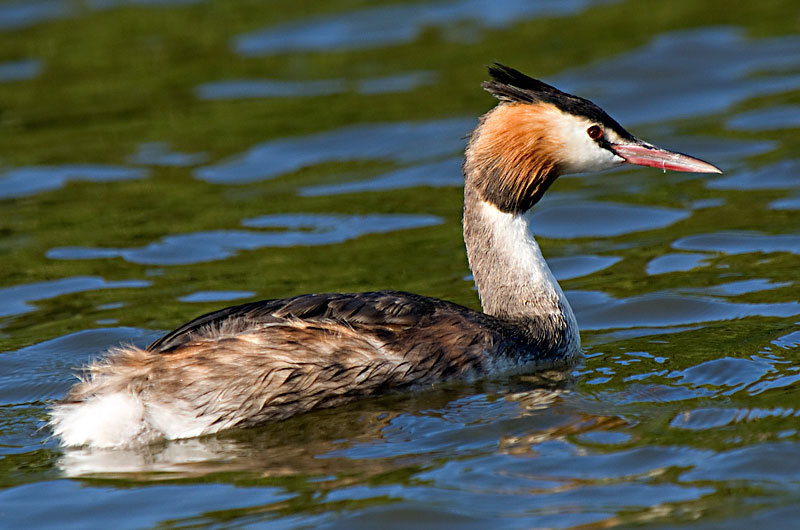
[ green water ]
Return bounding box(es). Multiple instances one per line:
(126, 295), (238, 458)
(1, 0), (799, 528)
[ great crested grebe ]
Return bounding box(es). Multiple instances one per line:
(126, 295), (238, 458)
(51, 65), (721, 448)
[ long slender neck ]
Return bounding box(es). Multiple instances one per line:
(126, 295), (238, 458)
(462, 106), (580, 354)
(463, 187), (578, 351)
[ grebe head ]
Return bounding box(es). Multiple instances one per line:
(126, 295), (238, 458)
(466, 64), (722, 214)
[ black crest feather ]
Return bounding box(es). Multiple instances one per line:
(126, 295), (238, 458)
(482, 63), (566, 104)
(482, 63), (634, 140)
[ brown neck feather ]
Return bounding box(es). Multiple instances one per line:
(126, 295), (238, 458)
(464, 102), (564, 214)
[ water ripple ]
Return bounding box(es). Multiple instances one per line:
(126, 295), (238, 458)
(555, 27), (800, 125)
(772, 330), (800, 350)
(0, 327), (158, 405)
(0, 0), (70, 31)
(233, 0), (612, 55)
(673, 231), (800, 255)
(0, 59), (42, 82)
(676, 357), (774, 392)
(178, 290), (255, 303)
(47, 213), (443, 265)
(0, 165), (147, 199)
(646, 253), (712, 275)
(770, 195), (800, 210)
(196, 71), (436, 100)
(679, 278), (791, 297)
(0, 276), (150, 319)
(727, 104), (800, 131)
(681, 442), (800, 482)
(531, 201), (689, 238)
(194, 118), (474, 184)
(411, 456), (713, 525)
(572, 290), (800, 330)
(549, 255), (621, 280)
(88, 0), (204, 8)
(707, 159), (800, 190)
(748, 372), (800, 395)
(299, 157), (463, 197)
(671, 407), (798, 431)
(523, 442), (713, 480)
(127, 142), (208, 167)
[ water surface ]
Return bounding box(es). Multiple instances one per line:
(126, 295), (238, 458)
(1, 1), (799, 528)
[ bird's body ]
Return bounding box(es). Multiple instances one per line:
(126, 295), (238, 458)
(52, 291), (569, 447)
(50, 65), (721, 448)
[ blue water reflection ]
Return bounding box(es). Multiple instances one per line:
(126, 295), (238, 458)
(194, 118), (473, 184)
(555, 27), (800, 125)
(680, 443), (800, 483)
(0, 165), (147, 199)
(677, 356), (775, 391)
(0, 59), (42, 82)
(127, 142), (208, 167)
(678, 279), (791, 297)
(707, 159), (800, 190)
(0, 0), (70, 31)
(47, 213), (443, 265)
(1, 2), (799, 527)
(197, 78), (346, 99)
(772, 330), (800, 350)
(0, 0), (203, 31)
(548, 255), (621, 280)
(88, 0), (204, 8)
(196, 71), (436, 100)
(0, 479), (283, 530)
(0, 327), (158, 406)
(178, 290), (255, 303)
(531, 201), (689, 238)
(671, 407), (799, 430)
(234, 0), (612, 55)
(572, 289), (800, 330)
(0, 276), (150, 319)
(727, 104), (800, 131)
(770, 195), (800, 210)
(673, 231), (800, 255)
(300, 157), (463, 196)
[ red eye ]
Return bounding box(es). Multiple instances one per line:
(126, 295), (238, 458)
(587, 125), (603, 140)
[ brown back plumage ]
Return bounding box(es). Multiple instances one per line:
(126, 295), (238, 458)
(62, 291), (557, 436)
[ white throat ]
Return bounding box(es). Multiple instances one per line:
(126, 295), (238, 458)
(478, 200), (569, 305)
(464, 198), (579, 351)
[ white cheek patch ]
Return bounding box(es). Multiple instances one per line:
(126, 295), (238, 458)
(552, 113), (624, 174)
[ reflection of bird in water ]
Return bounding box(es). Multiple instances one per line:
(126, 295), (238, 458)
(51, 64), (721, 448)
(58, 376), (572, 477)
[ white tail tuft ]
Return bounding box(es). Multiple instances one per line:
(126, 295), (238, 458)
(50, 392), (150, 448)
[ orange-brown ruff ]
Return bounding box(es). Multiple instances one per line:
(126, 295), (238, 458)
(51, 65), (721, 447)
(466, 103), (565, 212)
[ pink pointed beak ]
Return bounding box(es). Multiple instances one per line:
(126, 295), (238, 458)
(612, 142), (722, 174)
